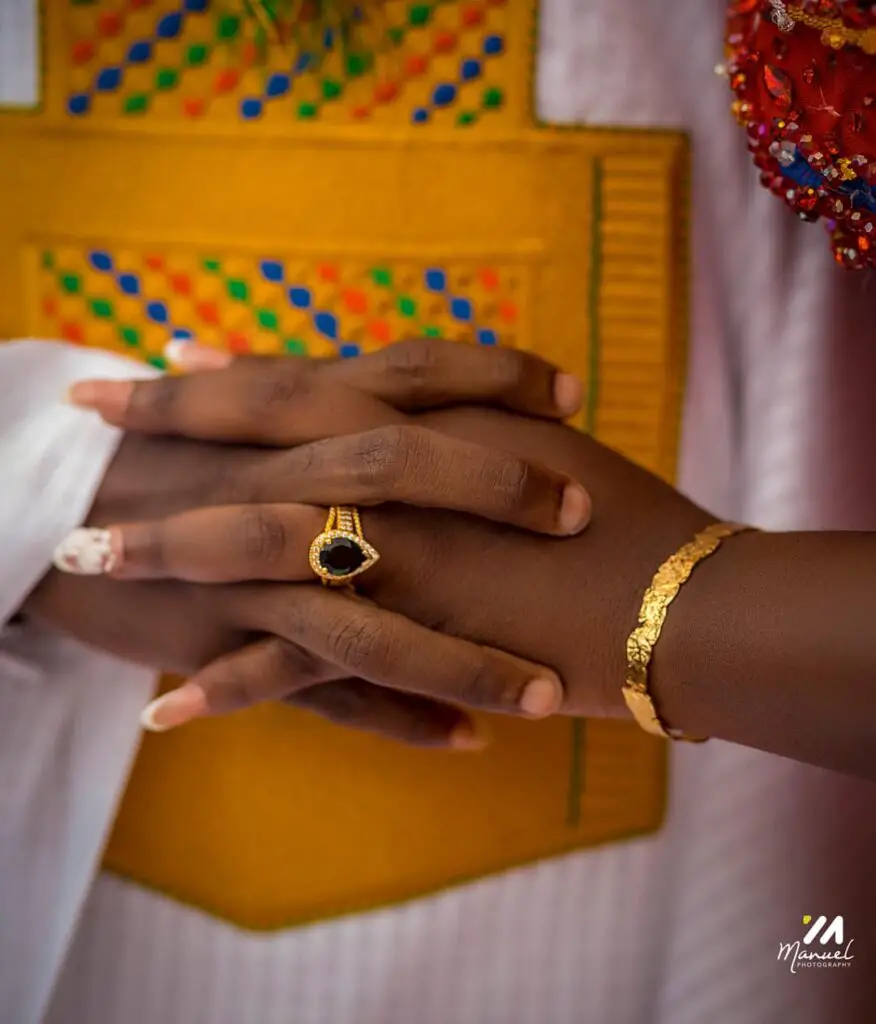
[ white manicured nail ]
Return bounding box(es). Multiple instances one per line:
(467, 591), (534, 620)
(163, 340), (232, 371)
(53, 527), (118, 575)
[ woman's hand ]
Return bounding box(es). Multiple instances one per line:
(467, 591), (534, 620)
(56, 343), (712, 734)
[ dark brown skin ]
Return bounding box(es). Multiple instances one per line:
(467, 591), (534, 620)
(27, 347), (876, 779)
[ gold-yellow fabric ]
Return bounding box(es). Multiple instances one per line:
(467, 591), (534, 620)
(0, 0), (688, 930)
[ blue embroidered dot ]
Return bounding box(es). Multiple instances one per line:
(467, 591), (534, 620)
(451, 297), (473, 321)
(412, 108), (429, 124)
(96, 67), (122, 92)
(241, 98), (263, 119)
(146, 301), (169, 324)
(461, 59), (481, 81)
(88, 251), (113, 272)
(483, 35), (504, 56)
(266, 73), (290, 98)
(295, 53), (313, 73)
(477, 328), (498, 346)
(288, 286), (311, 309)
(260, 259), (285, 282)
(118, 273), (140, 295)
(172, 328), (194, 339)
(339, 343), (361, 358)
(184, 0), (208, 10)
(67, 94), (90, 116)
(432, 83), (456, 107)
(314, 311), (338, 340)
(157, 13), (183, 39)
(127, 41), (152, 63)
(425, 268), (446, 291)
(323, 28), (334, 49)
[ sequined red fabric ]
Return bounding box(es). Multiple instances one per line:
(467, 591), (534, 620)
(725, 1), (876, 268)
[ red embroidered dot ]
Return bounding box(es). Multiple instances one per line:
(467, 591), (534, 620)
(72, 41), (95, 65)
(183, 97), (206, 118)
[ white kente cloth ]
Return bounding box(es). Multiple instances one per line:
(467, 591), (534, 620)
(2, 1), (876, 1022)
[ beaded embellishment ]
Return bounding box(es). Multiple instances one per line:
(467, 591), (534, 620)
(725, 0), (876, 268)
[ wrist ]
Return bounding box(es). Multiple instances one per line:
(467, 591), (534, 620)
(648, 527), (770, 740)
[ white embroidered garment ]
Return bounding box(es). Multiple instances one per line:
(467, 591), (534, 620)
(1, 1), (876, 1022)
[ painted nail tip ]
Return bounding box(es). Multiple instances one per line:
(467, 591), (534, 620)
(52, 528), (117, 575)
(139, 703), (171, 732)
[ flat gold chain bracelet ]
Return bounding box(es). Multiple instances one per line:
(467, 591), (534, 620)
(623, 522), (751, 743)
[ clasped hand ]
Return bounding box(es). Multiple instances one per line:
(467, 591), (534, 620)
(31, 339), (709, 749)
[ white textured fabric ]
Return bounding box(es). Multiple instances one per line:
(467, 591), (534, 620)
(3, 2), (876, 1022)
(0, 342), (158, 1024)
(0, 0), (38, 108)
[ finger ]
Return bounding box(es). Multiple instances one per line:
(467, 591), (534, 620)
(52, 506), (326, 582)
(287, 681), (483, 749)
(230, 584), (565, 719)
(139, 639), (483, 749)
(161, 339), (582, 419)
(320, 338), (584, 419)
(67, 359), (405, 445)
(250, 425), (591, 536)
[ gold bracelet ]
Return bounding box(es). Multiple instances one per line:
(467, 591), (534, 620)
(623, 522), (750, 743)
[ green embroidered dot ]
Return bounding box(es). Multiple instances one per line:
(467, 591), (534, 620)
(423, 326), (443, 338)
(371, 267), (392, 287)
(322, 79), (342, 100)
(217, 14), (240, 40)
(119, 325), (140, 347)
(257, 309), (279, 330)
(203, 258), (221, 272)
(409, 4), (431, 26)
(148, 355), (168, 370)
(123, 93), (148, 114)
(284, 338), (308, 355)
(227, 278), (248, 301)
(155, 68), (178, 91)
(297, 102), (318, 119)
(90, 298), (114, 319)
(60, 274), (81, 295)
(457, 111), (477, 126)
(186, 43), (209, 66)
(388, 26), (405, 45)
(398, 296), (416, 317)
(41, 251), (54, 270)
(346, 52), (371, 77)
(483, 87), (504, 109)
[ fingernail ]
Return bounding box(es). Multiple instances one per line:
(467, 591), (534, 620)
(164, 340), (232, 371)
(553, 373), (583, 416)
(67, 380), (133, 422)
(450, 721), (489, 752)
(558, 484), (591, 535)
(140, 682), (208, 732)
(53, 527), (121, 575)
(519, 677), (563, 718)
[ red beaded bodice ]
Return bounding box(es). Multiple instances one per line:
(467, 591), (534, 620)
(725, 1), (876, 268)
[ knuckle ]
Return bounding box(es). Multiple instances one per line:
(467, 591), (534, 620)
(236, 507), (288, 568)
(131, 377), (180, 423)
(245, 364), (313, 417)
(350, 425), (420, 492)
(382, 338), (445, 395)
(489, 455), (533, 513)
(325, 613), (386, 672)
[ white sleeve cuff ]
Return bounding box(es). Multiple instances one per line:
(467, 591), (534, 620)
(0, 340), (159, 626)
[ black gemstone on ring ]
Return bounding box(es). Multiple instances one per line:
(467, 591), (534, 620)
(319, 537), (366, 577)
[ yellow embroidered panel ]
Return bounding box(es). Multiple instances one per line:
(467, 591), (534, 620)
(0, 0), (688, 930)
